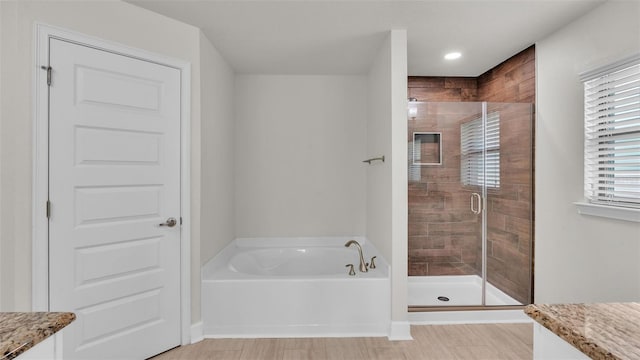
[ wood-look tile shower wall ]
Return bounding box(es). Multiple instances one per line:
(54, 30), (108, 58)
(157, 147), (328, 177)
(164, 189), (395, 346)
(408, 46), (535, 304)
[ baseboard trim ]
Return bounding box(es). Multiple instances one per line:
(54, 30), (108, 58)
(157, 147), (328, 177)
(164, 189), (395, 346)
(388, 321), (413, 341)
(408, 309), (532, 325)
(203, 323), (389, 339)
(191, 321), (204, 344)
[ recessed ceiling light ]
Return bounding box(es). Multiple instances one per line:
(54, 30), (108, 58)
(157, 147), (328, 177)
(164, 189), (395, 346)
(444, 52), (462, 60)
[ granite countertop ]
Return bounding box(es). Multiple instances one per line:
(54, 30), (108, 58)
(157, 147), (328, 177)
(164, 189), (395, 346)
(0, 312), (75, 360)
(525, 303), (640, 360)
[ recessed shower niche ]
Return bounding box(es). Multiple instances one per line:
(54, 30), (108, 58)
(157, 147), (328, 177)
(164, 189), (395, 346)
(412, 132), (442, 166)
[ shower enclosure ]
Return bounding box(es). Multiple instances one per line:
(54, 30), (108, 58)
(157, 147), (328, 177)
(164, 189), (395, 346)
(408, 101), (533, 308)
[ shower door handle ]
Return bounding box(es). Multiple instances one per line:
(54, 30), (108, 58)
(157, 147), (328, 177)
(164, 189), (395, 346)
(470, 193), (482, 215)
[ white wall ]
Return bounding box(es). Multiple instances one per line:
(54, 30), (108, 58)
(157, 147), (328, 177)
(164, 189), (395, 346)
(366, 29), (409, 330)
(366, 36), (393, 265)
(390, 30), (408, 325)
(0, 1), (232, 327)
(536, 0), (640, 303)
(199, 31), (236, 265)
(0, 0), (4, 310)
(234, 75), (367, 238)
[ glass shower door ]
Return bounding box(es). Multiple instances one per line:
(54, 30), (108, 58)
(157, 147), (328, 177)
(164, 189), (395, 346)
(484, 102), (533, 306)
(408, 101), (485, 306)
(408, 101), (533, 308)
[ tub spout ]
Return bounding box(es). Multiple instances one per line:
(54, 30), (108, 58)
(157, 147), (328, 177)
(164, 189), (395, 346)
(344, 240), (368, 273)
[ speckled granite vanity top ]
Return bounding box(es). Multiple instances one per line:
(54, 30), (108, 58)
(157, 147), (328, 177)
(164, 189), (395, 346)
(525, 303), (640, 360)
(0, 312), (75, 359)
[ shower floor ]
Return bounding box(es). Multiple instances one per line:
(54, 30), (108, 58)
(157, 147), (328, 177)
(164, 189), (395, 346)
(407, 275), (530, 324)
(408, 275), (522, 306)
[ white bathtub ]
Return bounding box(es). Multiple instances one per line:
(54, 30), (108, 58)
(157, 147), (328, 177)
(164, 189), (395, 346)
(202, 237), (390, 338)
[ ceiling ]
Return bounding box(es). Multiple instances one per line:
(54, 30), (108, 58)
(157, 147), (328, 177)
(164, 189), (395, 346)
(128, 0), (605, 76)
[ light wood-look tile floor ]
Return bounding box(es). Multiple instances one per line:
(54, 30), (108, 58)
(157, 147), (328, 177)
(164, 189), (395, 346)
(151, 323), (533, 360)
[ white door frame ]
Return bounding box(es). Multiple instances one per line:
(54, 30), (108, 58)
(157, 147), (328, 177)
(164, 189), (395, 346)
(32, 23), (192, 346)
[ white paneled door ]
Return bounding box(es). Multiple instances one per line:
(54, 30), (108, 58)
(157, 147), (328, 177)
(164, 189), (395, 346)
(48, 38), (181, 359)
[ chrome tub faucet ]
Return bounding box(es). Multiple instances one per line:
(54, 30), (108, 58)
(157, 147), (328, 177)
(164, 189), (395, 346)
(344, 240), (368, 273)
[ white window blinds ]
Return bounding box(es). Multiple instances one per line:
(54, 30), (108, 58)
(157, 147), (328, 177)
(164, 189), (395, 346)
(583, 59), (640, 209)
(408, 141), (421, 182)
(460, 112), (500, 188)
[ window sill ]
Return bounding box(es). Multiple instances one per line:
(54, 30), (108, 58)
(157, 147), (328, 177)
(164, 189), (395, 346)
(574, 202), (640, 223)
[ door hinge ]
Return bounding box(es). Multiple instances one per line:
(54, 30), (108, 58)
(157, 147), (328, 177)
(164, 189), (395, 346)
(46, 200), (51, 219)
(40, 66), (52, 86)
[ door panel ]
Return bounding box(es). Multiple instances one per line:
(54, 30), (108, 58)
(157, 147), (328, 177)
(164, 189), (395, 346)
(74, 185), (162, 225)
(74, 236), (162, 285)
(75, 66), (163, 111)
(75, 126), (162, 165)
(49, 38), (181, 359)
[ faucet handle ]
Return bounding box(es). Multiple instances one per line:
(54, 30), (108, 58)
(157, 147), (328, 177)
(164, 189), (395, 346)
(370, 256), (377, 269)
(345, 264), (356, 276)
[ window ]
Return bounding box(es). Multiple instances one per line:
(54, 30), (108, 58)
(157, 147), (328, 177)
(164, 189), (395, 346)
(460, 112), (500, 188)
(582, 56), (640, 210)
(408, 141), (421, 182)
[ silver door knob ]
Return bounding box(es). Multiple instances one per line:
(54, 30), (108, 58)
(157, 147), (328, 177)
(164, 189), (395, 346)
(159, 217), (178, 227)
